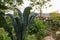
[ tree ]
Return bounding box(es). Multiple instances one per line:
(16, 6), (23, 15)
(0, 0), (23, 12)
(30, 0), (52, 19)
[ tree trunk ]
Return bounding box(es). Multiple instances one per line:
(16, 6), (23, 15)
(39, 7), (42, 20)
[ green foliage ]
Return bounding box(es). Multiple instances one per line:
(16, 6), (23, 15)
(0, 35), (3, 40)
(0, 2), (8, 10)
(0, 0), (23, 5)
(50, 13), (58, 20)
(0, 0), (23, 11)
(28, 20), (49, 37)
(30, 0), (51, 8)
(30, 0), (52, 17)
(0, 28), (11, 40)
(0, 12), (14, 40)
(27, 35), (37, 40)
(6, 16), (13, 29)
(0, 12), (5, 27)
(35, 20), (48, 29)
(50, 13), (60, 31)
(0, 7), (38, 40)
(16, 0), (23, 4)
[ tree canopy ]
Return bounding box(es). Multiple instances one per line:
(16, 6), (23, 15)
(0, 0), (23, 10)
(30, 0), (52, 18)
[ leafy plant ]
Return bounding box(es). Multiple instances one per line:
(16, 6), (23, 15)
(28, 20), (49, 38)
(0, 7), (38, 40)
(0, 35), (3, 40)
(50, 13), (60, 31)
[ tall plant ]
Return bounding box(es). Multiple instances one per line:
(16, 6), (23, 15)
(0, 7), (38, 40)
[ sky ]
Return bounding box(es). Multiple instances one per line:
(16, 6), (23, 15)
(43, 0), (60, 13)
(6, 0), (60, 14)
(18, 0), (60, 13)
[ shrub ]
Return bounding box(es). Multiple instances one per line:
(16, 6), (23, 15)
(28, 20), (50, 37)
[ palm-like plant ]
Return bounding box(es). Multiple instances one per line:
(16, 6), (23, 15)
(0, 7), (38, 40)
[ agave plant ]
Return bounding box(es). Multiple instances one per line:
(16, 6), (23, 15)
(0, 7), (38, 40)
